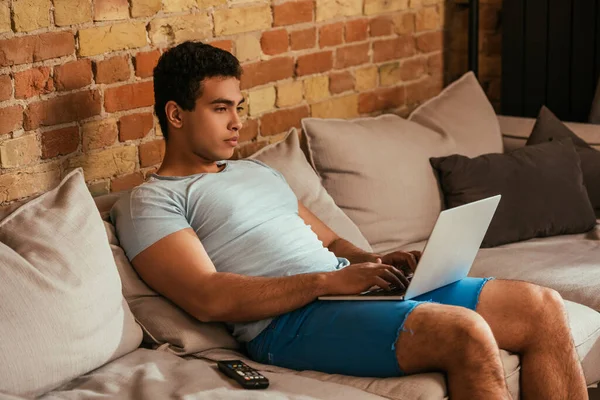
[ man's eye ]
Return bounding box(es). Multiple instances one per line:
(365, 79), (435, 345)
(237, 107), (245, 112)
(215, 107), (226, 112)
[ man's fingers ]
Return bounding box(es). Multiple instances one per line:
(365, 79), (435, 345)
(409, 250), (422, 263)
(380, 268), (406, 289)
(373, 276), (391, 290)
(385, 266), (409, 287)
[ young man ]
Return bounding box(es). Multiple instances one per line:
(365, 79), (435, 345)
(111, 41), (588, 400)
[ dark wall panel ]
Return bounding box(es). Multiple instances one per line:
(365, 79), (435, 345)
(546, 0), (572, 121)
(502, 0), (600, 122)
(523, 0), (548, 118)
(501, 0), (525, 117)
(571, 0), (596, 121)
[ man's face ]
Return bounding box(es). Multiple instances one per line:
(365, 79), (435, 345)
(179, 76), (245, 161)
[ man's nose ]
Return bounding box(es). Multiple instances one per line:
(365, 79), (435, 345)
(230, 111), (243, 131)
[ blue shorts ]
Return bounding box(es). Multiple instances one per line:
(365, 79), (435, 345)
(246, 277), (493, 377)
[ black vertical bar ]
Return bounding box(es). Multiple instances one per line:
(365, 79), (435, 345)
(594, 0), (600, 112)
(523, 0), (548, 118)
(469, 0), (479, 76)
(501, 0), (525, 116)
(546, 0), (572, 120)
(571, 0), (596, 122)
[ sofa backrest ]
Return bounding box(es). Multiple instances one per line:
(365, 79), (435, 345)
(499, 115), (600, 152)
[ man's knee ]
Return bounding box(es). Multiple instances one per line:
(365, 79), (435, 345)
(447, 310), (498, 367)
(399, 305), (499, 372)
(519, 283), (565, 321)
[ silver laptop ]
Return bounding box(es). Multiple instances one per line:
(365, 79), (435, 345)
(318, 195), (501, 301)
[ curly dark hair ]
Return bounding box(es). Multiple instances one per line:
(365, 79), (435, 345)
(153, 41), (243, 140)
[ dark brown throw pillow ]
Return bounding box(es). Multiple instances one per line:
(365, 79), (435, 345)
(527, 106), (600, 217)
(430, 139), (596, 248)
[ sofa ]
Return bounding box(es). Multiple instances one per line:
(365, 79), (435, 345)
(2, 71), (600, 400)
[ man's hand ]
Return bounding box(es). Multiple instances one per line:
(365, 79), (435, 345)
(380, 250), (422, 274)
(323, 260), (410, 295)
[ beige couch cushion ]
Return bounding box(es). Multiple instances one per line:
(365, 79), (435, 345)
(250, 129), (371, 252)
(409, 71), (504, 157)
(0, 169), (142, 397)
(41, 349), (388, 400)
(302, 114), (455, 253)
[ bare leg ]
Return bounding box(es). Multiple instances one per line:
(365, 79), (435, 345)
(395, 303), (511, 400)
(476, 279), (588, 400)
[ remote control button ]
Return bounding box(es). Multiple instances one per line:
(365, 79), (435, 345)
(236, 371), (245, 376)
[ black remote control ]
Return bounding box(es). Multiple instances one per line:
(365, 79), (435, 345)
(217, 360), (269, 389)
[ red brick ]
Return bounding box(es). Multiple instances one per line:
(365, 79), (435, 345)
(319, 23), (343, 47)
(296, 51), (333, 76)
(119, 112), (154, 141)
(41, 126), (80, 159)
(0, 75), (11, 101)
(24, 90), (102, 130)
(14, 67), (54, 99)
(335, 43), (369, 69)
(373, 37), (416, 62)
(134, 50), (161, 78)
(273, 0), (314, 26)
(104, 81), (154, 112)
(261, 29), (289, 56)
(400, 57), (427, 81)
(290, 28), (316, 50)
(240, 119), (258, 142)
(370, 17), (393, 36)
(94, 55), (130, 84)
(260, 105), (309, 136)
(54, 59), (93, 91)
(480, 4), (500, 30)
(416, 31), (443, 53)
(234, 141), (268, 159)
(0, 31), (75, 67)
(427, 53), (443, 75)
(406, 77), (443, 105)
(345, 19), (368, 42)
(241, 57), (294, 89)
(210, 40), (233, 53)
(139, 139), (165, 167)
(0, 105), (24, 135)
(329, 71), (354, 94)
(358, 86), (405, 114)
(111, 172), (144, 192)
(482, 33), (501, 56)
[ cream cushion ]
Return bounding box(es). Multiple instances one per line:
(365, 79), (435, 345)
(250, 128), (372, 252)
(0, 169), (142, 397)
(409, 71), (504, 157)
(302, 114), (455, 254)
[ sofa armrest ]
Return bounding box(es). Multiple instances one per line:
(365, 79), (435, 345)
(498, 115), (600, 152)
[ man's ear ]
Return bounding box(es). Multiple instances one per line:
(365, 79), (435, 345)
(165, 101), (184, 129)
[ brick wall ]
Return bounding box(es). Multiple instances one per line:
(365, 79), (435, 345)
(446, 0), (502, 110)
(0, 0), (455, 205)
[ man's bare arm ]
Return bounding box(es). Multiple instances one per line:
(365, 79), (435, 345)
(131, 228), (403, 323)
(297, 201), (380, 263)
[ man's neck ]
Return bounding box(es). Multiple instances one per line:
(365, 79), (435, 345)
(156, 149), (225, 177)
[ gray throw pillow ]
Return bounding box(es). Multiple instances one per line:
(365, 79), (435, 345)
(430, 139), (596, 248)
(527, 106), (600, 217)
